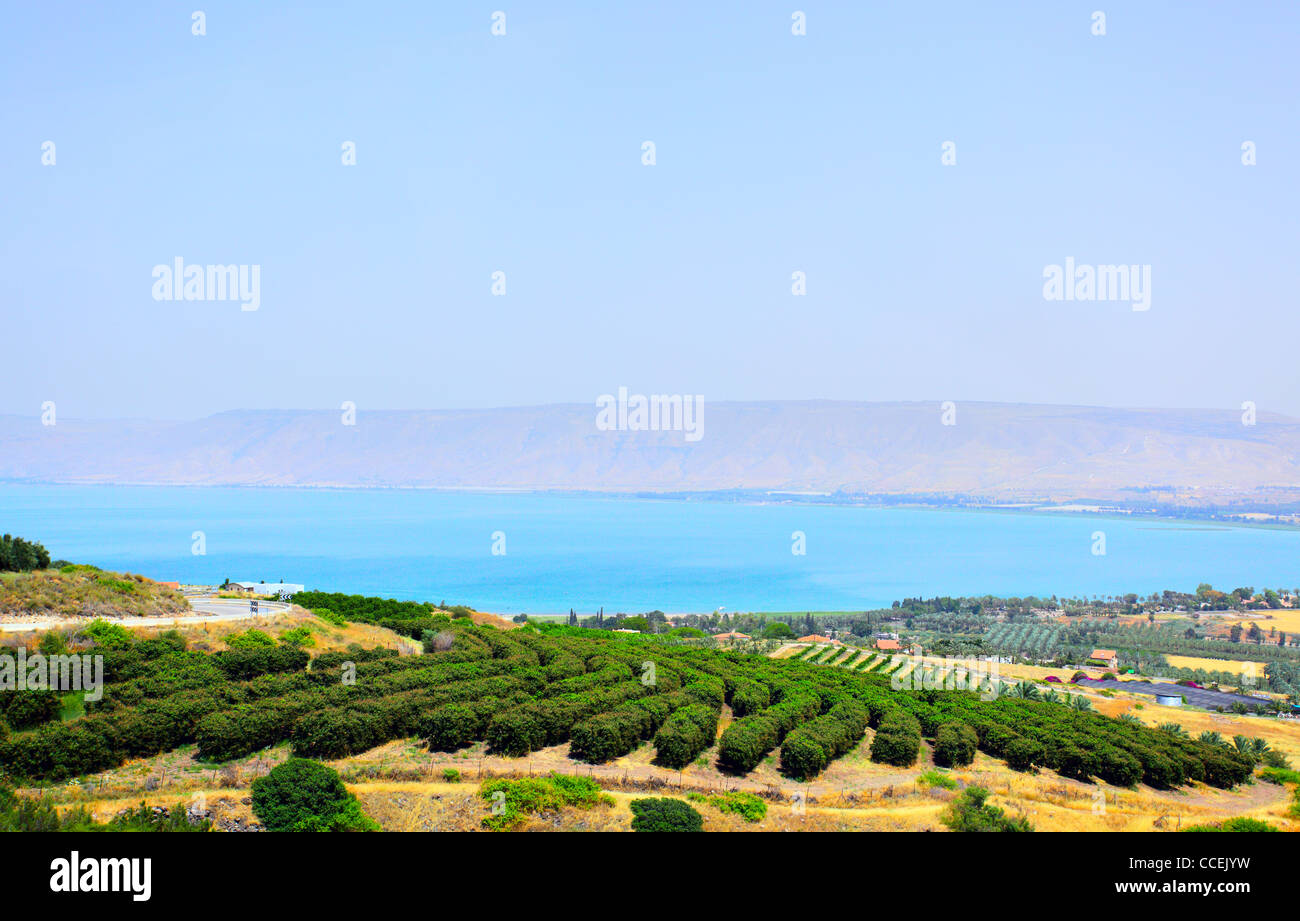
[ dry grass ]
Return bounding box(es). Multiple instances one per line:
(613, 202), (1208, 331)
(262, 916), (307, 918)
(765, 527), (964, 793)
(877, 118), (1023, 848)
(1164, 654), (1263, 676)
(95, 608), (422, 655)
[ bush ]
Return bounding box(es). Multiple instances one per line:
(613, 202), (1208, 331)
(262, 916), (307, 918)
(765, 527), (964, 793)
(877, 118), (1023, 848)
(224, 629), (277, 649)
(707, 791), (767, 823)
(917, 769), (959, 791)
(1003, 737), (1044, 772)
(250, 758), (378, 832)
(728, 679), (771, 718)
(423, 700), (502, 752)
(629, 797), (703, 832)
(868, 710), (920, 768)
(79, 620), (134, 650)
(940, 786), (1032, 832)
(0, 690), (62, 730)
(653, 704), (719, 769)
(1184, 817), (1278, 832)
(932, 722), (978, 767)
(1094, 746), (1144, 787)
(479, 774), (608, 830)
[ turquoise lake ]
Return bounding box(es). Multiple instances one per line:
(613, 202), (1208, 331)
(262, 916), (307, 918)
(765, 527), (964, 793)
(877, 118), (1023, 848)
(2, 485), (1297, 614)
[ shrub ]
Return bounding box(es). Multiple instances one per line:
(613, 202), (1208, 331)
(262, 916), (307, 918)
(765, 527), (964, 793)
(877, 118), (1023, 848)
(868, 710), (921, 768)
(707, 791), (767, 823)
(1094, 746), (1144, 787)
(0, 690), (62, 730)
(423, 700), (503, 752)
(224, 629), (277, 650)
(479, 774), (608, 830)
(629, 797), (703, 833)
(311, 608), (348, 626)
(442, 768), (461, 783)
(278, 626), (315, 648)
(1003, 737), (1044, 772)
(940, 786), (1032, 832)
(917, 769), (959, 791)
(653, 704), (719, 769)
(250, 758), (378, 832)
(932, 722), (978, 767)
(38, 633), (68, 655)
(79, 620), (134, 650)
(1184, 817), (1278, 832)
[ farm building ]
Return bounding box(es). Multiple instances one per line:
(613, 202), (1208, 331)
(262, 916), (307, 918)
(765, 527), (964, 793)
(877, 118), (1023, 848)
(712, 631), (751, 641)
(875, 638), (902, 651)
(1088, 649), (1119, 670)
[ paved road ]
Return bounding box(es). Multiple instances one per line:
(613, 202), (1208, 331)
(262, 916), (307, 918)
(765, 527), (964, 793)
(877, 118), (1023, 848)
(0, 596), (292, 633)
(1073, 677), (1269, 710)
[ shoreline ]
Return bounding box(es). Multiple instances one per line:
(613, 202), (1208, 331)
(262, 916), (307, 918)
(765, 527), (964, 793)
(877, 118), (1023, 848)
(3, 479), (1297, 532)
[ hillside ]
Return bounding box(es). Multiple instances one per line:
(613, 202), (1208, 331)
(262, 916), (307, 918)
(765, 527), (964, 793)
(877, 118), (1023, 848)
(3, 402), (1300, 509)
(0, 566), (190, 621)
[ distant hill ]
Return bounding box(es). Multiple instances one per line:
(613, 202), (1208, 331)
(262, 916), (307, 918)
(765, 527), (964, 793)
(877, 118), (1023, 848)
(3, 402), (1300, 510)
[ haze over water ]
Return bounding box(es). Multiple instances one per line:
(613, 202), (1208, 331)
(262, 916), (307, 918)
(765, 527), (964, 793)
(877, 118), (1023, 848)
(4, 485), (1298, 614)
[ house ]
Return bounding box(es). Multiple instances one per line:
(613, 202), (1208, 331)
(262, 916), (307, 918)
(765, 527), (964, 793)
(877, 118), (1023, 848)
(797, 634), (837, 645)
(875, 638), (902, 652)
(231, 581), (305, 597)
(1088, 649), (1119, 670)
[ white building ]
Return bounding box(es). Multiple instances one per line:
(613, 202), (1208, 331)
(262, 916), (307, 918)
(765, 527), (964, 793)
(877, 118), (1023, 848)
(231, 581), (304, 596)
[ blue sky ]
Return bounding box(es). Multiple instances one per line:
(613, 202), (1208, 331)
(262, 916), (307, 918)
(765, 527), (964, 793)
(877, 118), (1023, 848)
(2, 1), (1297, 419)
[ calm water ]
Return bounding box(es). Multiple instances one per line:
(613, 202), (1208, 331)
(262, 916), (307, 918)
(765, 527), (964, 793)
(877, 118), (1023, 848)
(2, 485), (1297, 614)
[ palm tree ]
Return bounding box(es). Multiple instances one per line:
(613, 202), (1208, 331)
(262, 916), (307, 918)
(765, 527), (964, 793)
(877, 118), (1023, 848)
(1198, 730), (1227, 748)
(1232, 735), (1253, 754)
(1251, 737), (1270, 756)
(1071, 695), (1092, 712)
(1043, 689), (1061, 704)
(1118, 713), (1142, 725)
(1010, 680), (1041, 700)
(1157, 722), (1187, 737)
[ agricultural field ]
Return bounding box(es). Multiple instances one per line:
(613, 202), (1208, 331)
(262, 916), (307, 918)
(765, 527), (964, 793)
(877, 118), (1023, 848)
(4, 588), (1291, 837)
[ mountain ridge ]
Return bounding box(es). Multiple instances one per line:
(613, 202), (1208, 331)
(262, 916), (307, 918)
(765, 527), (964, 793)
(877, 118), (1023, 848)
(3, 401), (1298, 509)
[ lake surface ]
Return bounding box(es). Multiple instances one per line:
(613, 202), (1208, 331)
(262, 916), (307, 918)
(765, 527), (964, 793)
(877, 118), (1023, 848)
(2, 485), (1297, 614)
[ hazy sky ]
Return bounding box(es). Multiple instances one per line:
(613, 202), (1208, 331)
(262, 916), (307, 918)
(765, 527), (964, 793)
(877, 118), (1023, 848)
(3, 1), (1297, 420)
